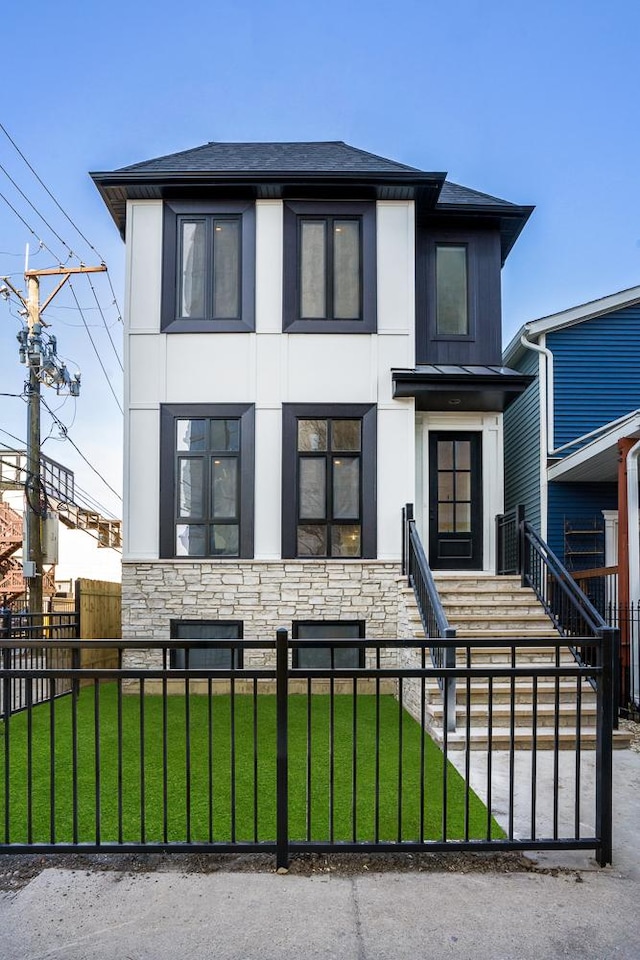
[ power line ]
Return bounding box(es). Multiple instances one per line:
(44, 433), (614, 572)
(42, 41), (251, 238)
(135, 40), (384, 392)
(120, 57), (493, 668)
(0, 187), (63, 263)
(39, 394), (122, 502)
(0, 159), (77, 262)
(85, 271), (123, 371)
(67, 279), (123, 413)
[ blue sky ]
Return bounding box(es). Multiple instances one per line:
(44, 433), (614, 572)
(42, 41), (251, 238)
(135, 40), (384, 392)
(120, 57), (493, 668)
(1, 0), (639, 513)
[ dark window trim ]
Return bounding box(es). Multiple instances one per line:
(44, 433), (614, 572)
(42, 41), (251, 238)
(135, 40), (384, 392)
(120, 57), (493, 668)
(159, 403), (255, 559)
(425, 231), (479, 344)
(161, 200), (255, 333)
(281, 403), (376, 559)
(169, 619), (244, 668)
(283, 201), (376, 334)
(291, 620), (366, 669)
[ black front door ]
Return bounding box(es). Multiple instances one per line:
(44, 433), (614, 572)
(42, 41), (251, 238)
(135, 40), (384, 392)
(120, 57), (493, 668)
(428, 432), (483, 570)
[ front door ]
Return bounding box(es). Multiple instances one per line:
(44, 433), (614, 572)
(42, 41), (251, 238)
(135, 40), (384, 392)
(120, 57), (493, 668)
(428, 432), (483, 570)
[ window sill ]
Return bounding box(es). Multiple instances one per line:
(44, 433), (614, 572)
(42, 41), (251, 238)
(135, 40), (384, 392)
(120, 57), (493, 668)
(162, 318), (255, 334)
(283, 318), (376, 334)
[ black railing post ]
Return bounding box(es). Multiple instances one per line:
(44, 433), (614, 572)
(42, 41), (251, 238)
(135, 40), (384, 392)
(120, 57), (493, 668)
(519, 515), (528, 588)
(404, 503), (414, 586)
(494, 513), (501, 576)
(515, 504), (525, 576)
(596, 625), (614, 866)
(401, 505), (407, 577)
(276, 627), (289, 870)
(444, 627), (457, 733)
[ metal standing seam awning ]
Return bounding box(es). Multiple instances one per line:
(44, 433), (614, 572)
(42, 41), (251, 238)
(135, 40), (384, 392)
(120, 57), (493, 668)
(391, 364), (533, 412)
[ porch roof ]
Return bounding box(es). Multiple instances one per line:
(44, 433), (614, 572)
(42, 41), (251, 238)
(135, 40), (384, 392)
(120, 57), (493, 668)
(391, 364), (533, 411)
(548, 410), (640, 483)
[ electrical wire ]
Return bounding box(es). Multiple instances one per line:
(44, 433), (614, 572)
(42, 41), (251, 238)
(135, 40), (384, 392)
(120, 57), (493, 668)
(0, 121), (124, 324)
(38, 395), (122, 502)
(67, 279), (123, 414)
(0, 159), (78, 262)
(85, 271), (123, 371)
(0, 187), (63, 263)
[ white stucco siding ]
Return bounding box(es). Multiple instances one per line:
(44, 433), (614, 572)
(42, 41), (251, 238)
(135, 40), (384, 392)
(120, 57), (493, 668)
(126, 407), (160, 558)
(125, 201), (163, 333)
(123, 199), (416, 561)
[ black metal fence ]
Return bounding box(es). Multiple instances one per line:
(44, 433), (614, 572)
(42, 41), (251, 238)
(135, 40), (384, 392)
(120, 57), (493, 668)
(0, 610), (79, 719)
(0, 631), (614, 867)
(403, 504), (456, 732)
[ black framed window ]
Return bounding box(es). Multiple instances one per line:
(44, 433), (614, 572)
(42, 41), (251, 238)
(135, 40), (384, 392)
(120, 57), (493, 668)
(170, 620), (243, 669)
(292, 621), (365, 669)
(283, 201), (376, 333)
(161, 201), (255, 333)
(436, 244), (468, 336)
(282, 404), (376, 559)
(160, 404), (254, 559)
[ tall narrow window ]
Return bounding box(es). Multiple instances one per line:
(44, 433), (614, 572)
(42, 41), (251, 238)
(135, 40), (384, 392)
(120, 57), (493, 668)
(162, 201), (255, 333)
(283, 202), (376, 333)
(282, 404), (376, 559)
(436, 244), (468, 336)
(160, 404), (254, 559)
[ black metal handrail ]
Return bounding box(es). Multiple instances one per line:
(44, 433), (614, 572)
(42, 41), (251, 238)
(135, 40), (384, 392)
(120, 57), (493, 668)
(403, 504), (456, 732)
(495, 504), (525, 575)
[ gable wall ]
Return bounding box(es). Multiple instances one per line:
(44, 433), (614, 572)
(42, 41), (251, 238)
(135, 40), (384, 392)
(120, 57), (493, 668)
(549, 306), (640, 447)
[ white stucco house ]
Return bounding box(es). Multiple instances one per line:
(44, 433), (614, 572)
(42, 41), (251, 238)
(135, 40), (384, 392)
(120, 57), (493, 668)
(91, 141), (532, 662)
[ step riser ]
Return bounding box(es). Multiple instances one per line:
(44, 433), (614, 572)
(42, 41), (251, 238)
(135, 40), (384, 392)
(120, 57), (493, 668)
(429, 711), (598, 729)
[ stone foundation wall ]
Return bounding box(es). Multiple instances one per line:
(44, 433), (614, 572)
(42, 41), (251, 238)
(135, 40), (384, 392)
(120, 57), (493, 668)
(122, 560), (404, 669)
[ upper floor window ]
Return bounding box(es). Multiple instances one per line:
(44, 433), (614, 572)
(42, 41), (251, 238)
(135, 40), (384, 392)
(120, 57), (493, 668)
(282, 404), (377, 559)
(160, 403), (254, 559)
(436, 244), (468, 336)
(161, 201), (255, 333)
(283, 202), (376, 333)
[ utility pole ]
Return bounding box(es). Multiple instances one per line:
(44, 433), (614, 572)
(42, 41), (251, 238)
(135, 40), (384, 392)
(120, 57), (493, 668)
(2, 261), (106, 615)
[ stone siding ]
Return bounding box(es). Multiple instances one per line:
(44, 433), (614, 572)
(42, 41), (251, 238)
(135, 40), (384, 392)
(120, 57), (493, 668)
(123, 560), (403, 670)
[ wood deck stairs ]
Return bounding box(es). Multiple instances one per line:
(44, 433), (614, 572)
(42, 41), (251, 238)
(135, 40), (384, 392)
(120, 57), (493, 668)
(403, 573), (630, 751)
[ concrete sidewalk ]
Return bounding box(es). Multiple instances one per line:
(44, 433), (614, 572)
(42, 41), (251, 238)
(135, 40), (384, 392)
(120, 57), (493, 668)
(0, 749), (638, 960)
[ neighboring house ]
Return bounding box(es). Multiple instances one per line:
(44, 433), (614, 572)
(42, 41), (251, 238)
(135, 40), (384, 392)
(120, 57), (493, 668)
(91, 140), (532, 662)
(0, 449), (121, 604)
(503, 285), (640, 706)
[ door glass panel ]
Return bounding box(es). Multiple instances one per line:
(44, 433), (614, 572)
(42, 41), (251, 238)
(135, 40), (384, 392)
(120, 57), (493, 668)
(179, 220), (206, 318)
(333, 220), (360, 319)
(455, 503), (471, 532)
(212, 458), (237, 518)
(178, 459), (203, 517)
(210, 419), (240, 451)
(437, 440), (454, 470)
(438, 473), (454, 502)
(333, 457), (359, 519)
(176, 524), (206, 556)
(455, 440), (470, 470)
(213, 219), (240, 318)
(436, 245), (468, 335)
(298, 419), (328, 452)
(300, 222), (326, 318)
(331, 524), (361, 557)
(299, 458), (326, 519)
(332, 420), (361, 451)
(177, 419), (206, 451)
(297, 524), (328, 556)
(455, 472), (471, 502)
(438, 504), (454, 532)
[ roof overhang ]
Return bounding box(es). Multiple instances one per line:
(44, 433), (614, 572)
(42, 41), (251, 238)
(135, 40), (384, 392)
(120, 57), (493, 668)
(548, 412), (640, 483)
(391, 365), (533, 412)
(90, 170), (447, 238)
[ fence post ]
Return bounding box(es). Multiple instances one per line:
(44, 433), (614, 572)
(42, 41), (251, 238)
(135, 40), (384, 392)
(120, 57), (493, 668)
(276, 627), (289, 870)
(0, 608), (11, 722)
(596, 626), (614, 866)
(519, 513), (528, 588)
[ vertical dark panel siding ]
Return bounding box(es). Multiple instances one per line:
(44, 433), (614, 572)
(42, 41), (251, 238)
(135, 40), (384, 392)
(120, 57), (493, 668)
(549, 306), (640, 448)
(503, 348), (541, 532)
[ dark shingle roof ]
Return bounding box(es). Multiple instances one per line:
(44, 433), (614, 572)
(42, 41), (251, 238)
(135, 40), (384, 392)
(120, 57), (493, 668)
(438, 181), (515, 208)
(118, 141), (421, 175)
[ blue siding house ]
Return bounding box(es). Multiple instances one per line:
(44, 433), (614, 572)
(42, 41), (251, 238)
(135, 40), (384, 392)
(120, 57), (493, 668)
(503, 285), (640, 708)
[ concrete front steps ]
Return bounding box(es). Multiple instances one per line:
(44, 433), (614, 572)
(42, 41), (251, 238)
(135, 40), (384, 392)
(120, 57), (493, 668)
(402, 574), (630, 751)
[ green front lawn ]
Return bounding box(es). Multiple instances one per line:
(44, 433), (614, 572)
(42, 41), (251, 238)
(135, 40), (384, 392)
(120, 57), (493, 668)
(0, 686), (500, 844)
